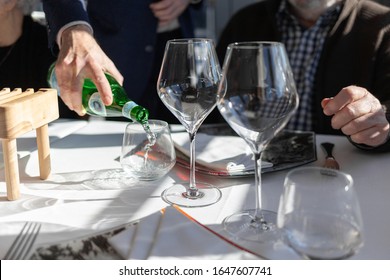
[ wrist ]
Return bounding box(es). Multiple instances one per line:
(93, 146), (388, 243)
(57, 22), (93, 48)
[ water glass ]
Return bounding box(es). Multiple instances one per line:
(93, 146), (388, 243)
(277, 166), (364, 259)
(120, 120), (176, 180)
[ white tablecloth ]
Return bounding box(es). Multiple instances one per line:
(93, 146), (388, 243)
(0, 119), (389, 259)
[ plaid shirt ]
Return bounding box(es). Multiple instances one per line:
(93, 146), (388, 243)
(276, 0), (341, 131)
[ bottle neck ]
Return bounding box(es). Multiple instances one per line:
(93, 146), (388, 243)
(122, 101), (138, 119)
(122, 101), (149, 123)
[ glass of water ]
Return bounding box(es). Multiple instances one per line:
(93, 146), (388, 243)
(277, 166), (364, 259)
(120, 120), (176, 181)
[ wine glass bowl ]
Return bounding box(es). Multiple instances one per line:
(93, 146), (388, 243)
(120, 120), (176, 181)
(277, 167), (364, 259)
(217, 41), (299, 241)
(157, 38), (223, 207)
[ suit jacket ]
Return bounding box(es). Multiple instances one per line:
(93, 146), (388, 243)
(217, 0), (390, 152)
(42, 0), (200, 104)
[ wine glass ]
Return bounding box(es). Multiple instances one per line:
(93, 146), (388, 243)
(120, 120), (176, 181)
(217, 42), (299, 241)
(157, 38), (223, 207)
(277, 167), (364, 259)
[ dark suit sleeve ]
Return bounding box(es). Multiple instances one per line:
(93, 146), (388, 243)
(42, 0), (90, 48)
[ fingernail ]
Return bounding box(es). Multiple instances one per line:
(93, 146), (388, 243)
(106, 96), (113, 105)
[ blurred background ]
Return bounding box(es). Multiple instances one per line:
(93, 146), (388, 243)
(31, 0), (390, 43)
(191, 0), (390, 40)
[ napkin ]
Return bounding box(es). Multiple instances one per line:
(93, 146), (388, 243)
(171, 133), (272, 176)
(108, 206), (260, 260)
(108, 209), (163, 259)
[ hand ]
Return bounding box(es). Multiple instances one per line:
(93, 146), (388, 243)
(55, 25), (123, 116)
(322, 85), (390, 147)
(149, 0), (190, 27)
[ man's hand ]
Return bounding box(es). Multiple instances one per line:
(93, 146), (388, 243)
(55, 25), (123, 115)
(149, 0), (190, 27)
(322, 85), (390, 147)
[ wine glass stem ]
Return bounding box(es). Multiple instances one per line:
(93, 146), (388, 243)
(188, 132), (198, 193)
(254, 152), (263, 219)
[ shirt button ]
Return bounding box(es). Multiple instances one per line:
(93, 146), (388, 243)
(145, 45), (154, 52)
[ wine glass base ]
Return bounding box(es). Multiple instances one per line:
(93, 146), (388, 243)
(223, 209), (281, 242)
(161, 182), (222, 208)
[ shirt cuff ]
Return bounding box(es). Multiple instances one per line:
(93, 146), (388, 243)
(56, 21), (93, 48)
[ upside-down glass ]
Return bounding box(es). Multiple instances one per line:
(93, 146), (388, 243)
(278, 167), (364, 259)
(217, 42), (299, 241)
(157, 38), (222, 207)
(120, 120), (176, 181)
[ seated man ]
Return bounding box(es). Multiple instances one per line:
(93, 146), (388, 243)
(217, 0), (390, 152)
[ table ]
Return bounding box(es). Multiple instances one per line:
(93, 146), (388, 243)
(0, 119), (389, 259)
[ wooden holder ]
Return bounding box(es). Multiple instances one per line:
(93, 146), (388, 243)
(0, 88), (59, 200)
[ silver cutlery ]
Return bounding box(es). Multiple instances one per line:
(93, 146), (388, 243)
(321, 142), (340, 170)
(4, 222), (41, 260)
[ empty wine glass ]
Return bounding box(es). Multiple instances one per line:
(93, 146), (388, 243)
(217, 42), (299, 241)
(157, 38), (222, 207)
(120, 120), (176, 181)
(277, 167), (364, 259)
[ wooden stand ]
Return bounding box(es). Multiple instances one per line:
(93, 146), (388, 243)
(0, 88), (59, 200)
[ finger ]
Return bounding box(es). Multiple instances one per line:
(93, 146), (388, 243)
(150, 0), (179, 21)
(338, 110), (384, 135)
(104, 59), (124, 85)
(321, 97), (332, 109)
(331, 93), (383, 130)
(153, 7), (176, 21)
(59, 84), (85, 116)
(331, 97), (380, 129)
(68, 87), (86, 116)
(59, 68), (85, 115)
(323, 86), (368, 116)
(349, 124), (390, 146)
(68, 77), (86, 116)
(88, 60), (113, 106)
(55, 60), (80, 111)
(150, 0), (172, 11)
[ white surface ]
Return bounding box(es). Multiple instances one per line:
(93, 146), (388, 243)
(0, 120), (389, 259)
(109, 206), (258, 260)
(0, 119), (88, 169)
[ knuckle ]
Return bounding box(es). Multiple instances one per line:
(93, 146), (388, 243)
(343, 104), (356, 117)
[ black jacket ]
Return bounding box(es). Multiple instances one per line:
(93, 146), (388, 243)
(217, 0), (390, 152)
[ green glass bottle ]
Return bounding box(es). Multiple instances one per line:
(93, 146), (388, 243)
(47, 63), (149, 124)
